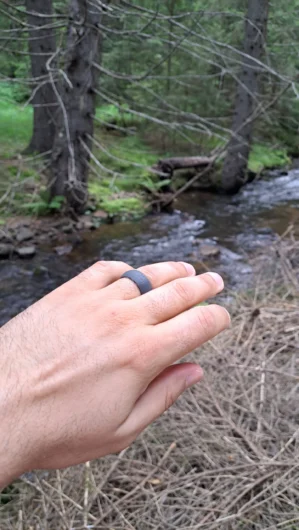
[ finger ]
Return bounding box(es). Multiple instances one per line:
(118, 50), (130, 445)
(119, 364), (203, 437)
(103, 261), (196, 300)
(150, 305), (230, 374)
(134, 272), (224, 324)
(71, 261), (133, 291)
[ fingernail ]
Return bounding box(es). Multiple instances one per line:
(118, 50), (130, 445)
(180, 262), (196, 276)
(186, 367), (204, 388)
(207, 272), (224, 290)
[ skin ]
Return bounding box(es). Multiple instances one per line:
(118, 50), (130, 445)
(0, 260), (230, 489)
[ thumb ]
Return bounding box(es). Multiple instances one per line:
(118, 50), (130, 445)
(122, 363), (203, 436)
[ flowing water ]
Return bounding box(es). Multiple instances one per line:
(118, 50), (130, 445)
(1, 170), (298, 326)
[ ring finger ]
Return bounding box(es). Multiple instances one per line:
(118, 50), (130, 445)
(102, 261), (196, 300)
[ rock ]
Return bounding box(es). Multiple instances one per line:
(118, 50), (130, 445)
(67, 233), (82, 246)
(16, 246), (36, 258)
(62, 224), (74, 234)
(200, 244), (221, 258)
(54, 244), (73, 256)
(0, 231), (12, 243)
(93, 210), (108, 220)
(16, 227), (34, 243)
(0, 244), (13, 259)
(33, 266), (48, 277)
(77, 219), (94, 231)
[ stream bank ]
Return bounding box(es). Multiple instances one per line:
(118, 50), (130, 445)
(0, 169), (298, 326)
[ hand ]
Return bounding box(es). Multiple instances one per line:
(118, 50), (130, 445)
(0, 261), (230, 487)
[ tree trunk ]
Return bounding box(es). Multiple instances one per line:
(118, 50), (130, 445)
(25, 0), (57, 154)
(221, 0), (269, 193)
(50, 0), (103, 213)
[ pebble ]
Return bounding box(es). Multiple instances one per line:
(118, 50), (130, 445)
(200, 244), (221, 258)
(0, 244), (13, 259)
(16, 227), (34, 243)
(16, 246), (36, 258)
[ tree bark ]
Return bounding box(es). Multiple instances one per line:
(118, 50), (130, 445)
(221, 0), (269, 193)
(25, 0), (57, 154)
(50, 0), (103, 213)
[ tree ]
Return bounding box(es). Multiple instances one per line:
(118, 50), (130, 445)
(25, 0), (57, 154)
(50, 0), (103, 213)
(221, 0), (269, 193)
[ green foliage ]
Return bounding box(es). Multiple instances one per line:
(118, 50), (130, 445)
(21, 194), (65, 216)
(0, 83), (32, 154)
(142, 177), (172, 192)
(1, 0), (299, 219)
(101, 197), (145, 217)
(248, 145), (290, 173)
(89, 180), (147, 218)
(95, 104), (141, 128)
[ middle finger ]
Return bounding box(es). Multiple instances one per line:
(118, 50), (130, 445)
(132, 272), (224, 325)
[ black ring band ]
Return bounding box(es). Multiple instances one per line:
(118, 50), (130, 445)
(121, 270), (153, 295)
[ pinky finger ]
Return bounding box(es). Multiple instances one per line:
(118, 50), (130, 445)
(119, 363), (203, 437)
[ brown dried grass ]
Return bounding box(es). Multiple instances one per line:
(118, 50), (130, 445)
(1, 231), (299, 530)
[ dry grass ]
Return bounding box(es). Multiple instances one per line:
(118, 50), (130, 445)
(1, 232), (299, 530)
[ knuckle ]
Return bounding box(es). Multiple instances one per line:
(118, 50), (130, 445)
(164, 387), (176, 412)
(200, 274), (216, 290)
(78, 261), (108, 282)
(139, 265), (158, 285)
(196, 307), (216, 335)
(167, 261), (188, 276)
(172, 279), (191, 304)
(92, 260), (127, 273)
(81, 261), (128, 281)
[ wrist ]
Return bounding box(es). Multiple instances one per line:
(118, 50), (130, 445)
(0, 329), (31, 488)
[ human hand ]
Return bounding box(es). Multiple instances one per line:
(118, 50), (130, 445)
(0, 261), (230, 486)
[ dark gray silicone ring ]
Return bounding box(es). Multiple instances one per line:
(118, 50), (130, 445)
(121, 270), (153, 295)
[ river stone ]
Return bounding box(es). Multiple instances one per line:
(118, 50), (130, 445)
(16, 227), (34, 243)
(62, 224), (74, 234)
(77, 218), (94, 231)
(16, 246), (36, 258)
(55, 244), (73, 256)
(200, 244), (221, 258)
(0, 231), (12, 243)
(0, 244), (13, 259)
(93, 209), (108, 220)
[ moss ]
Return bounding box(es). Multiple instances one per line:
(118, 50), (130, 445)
(88, 180), (147, 219)
(101, 197), (146, 217)
(248, 144), (290, 173)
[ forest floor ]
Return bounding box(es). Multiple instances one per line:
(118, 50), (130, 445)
(1, 232), (298, 529)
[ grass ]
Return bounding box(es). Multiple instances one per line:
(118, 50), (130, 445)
(0, 83), (32, 156)
(0, 84), (154, 220)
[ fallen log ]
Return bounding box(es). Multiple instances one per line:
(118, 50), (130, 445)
(152, 155), (215, 178)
